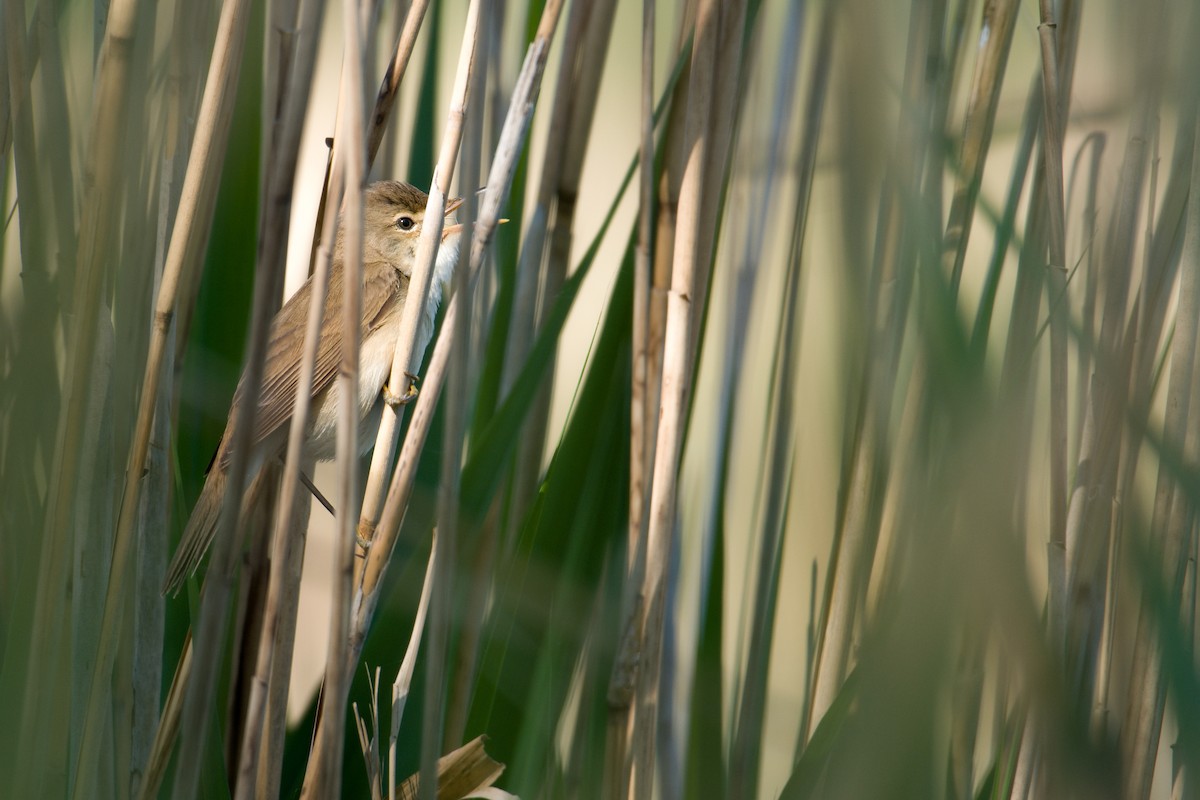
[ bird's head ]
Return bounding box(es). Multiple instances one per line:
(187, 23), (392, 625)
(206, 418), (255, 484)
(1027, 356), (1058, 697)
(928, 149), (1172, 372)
(359, 180), (463, 287)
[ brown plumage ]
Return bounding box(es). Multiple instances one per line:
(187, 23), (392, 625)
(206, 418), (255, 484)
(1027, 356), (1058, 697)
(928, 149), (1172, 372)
(163, 181), (462, 595)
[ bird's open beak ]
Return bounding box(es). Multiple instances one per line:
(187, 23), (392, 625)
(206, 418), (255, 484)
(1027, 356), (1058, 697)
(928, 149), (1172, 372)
(439, 192), (510, 241)
(441, 218), (510, 240)
(441, 196), (465, 241)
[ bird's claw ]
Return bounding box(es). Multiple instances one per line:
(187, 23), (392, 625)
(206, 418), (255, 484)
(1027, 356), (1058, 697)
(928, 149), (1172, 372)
(355, 521), (375, 553)
(383, 372), (420, 407)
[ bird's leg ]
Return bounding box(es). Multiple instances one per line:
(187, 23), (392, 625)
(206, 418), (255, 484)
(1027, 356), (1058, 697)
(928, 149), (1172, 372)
(382, 371), (420, 406)
(300, 470), (336, 517)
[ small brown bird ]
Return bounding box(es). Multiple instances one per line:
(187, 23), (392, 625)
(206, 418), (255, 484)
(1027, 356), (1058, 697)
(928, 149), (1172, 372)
(163, 180), (463, 595)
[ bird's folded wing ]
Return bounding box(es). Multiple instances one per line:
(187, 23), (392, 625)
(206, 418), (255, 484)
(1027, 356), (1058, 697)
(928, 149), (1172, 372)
(220, 263), (404, 468)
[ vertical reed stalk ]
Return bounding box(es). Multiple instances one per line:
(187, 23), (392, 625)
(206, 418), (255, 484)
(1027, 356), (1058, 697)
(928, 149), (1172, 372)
(1123, 114), (1200, 800)
(169, 0), (321, 790)
(607, 1), (657, 796)
(312, 0), (368, 792)
(71, 0), (251, 795)
(442, 0), (567, 749)
(630, 0), (656, 575)
(498, 0), (592, 401)
(1036, 0), (1071, 655)
(420, 1), (486, 793)
(786, 0), (836, 750)
(942, 0), (1019, 292)
(304, 2), (483, 782)
(364, 0), (432, 167)
(390, 534), (438, 800)
(219, 0), (331, 794)
(354, 0), (480, 566)
(632, 1), (722, 795)
(726, 2), (807, 794)
(355, 0), (564, 637)
(501, 0), (617, 549)
(13, 0), (140, 790)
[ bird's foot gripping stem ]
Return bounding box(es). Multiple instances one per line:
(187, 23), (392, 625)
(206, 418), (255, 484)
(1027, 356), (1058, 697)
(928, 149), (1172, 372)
(383, 372), (420, 407)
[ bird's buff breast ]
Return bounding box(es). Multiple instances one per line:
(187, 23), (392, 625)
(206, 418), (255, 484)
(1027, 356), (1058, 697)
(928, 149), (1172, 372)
(303, 300), (436, 461)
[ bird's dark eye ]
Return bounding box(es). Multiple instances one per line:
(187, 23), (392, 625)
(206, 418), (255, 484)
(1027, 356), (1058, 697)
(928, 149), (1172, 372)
(396, 216), (416, 231)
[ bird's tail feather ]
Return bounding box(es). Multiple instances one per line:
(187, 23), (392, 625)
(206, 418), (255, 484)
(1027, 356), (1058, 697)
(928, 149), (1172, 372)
(163, 468), (225, 595)
(163, 466), (273, 596)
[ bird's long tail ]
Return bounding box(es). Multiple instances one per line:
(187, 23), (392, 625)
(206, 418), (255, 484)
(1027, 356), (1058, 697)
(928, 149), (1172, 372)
(163, 465), (274, 596)
(163, 467), (227, 595)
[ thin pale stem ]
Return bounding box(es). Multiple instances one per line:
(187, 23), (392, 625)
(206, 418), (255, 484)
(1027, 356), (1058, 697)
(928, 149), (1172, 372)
(355, 0), (565, 637)
(1037, 0), (1070, 654)
(353, 0), (481, 563)
(943, 0), (1020, 293)
(364, 0), (432, 167)
(607, 1), (655, 791)
(225, 0), (332, 793)
(420, 3), (487, 794)
(390, 534), (438, 800)
(632, 0), (722, 796)
(311, 0), (368, 792)
(71, 0), (251, 793)
(629, 0), (656, 576)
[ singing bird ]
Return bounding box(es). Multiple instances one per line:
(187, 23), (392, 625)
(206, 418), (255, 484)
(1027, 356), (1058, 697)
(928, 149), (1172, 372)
(163, 180), (462, 595)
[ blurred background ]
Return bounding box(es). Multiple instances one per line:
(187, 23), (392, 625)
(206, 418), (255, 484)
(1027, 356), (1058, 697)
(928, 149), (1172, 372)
(3, 0), (1198, 798)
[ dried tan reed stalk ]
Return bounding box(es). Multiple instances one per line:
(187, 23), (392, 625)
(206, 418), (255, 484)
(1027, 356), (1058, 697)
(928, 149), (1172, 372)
(1063, 138), (1148, 705)
(604, 18), (696, 794)
(629, 0), (656, 577)
(355, 0), (481, 558)
(11, 0), (140, 788)
(643, 1), (697, 497)
(310, 0), (369, 790)
(602, 2), (656, 795)
(396, 736), (505, 799)
(355, 0), (564, 642)
(630, 0), (730, 795)
(170, 0), (336, 794)
(245, 6), (336, 794)
(355, 0), (441, 537)
(685, 0), (747, 357)
(1036, 0), (1071, 655)
(390, 533), (438, 799)
(138, 632), (192, 800)
(365, 0), (432, 167)
(1123, 108), (1200, 800)
(421, 1), (489, 792)
(300, 2), (483, 787)
(499, 0), (592, 401)
(70, 0), (252, 795)
(500, 0), (618, 546)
